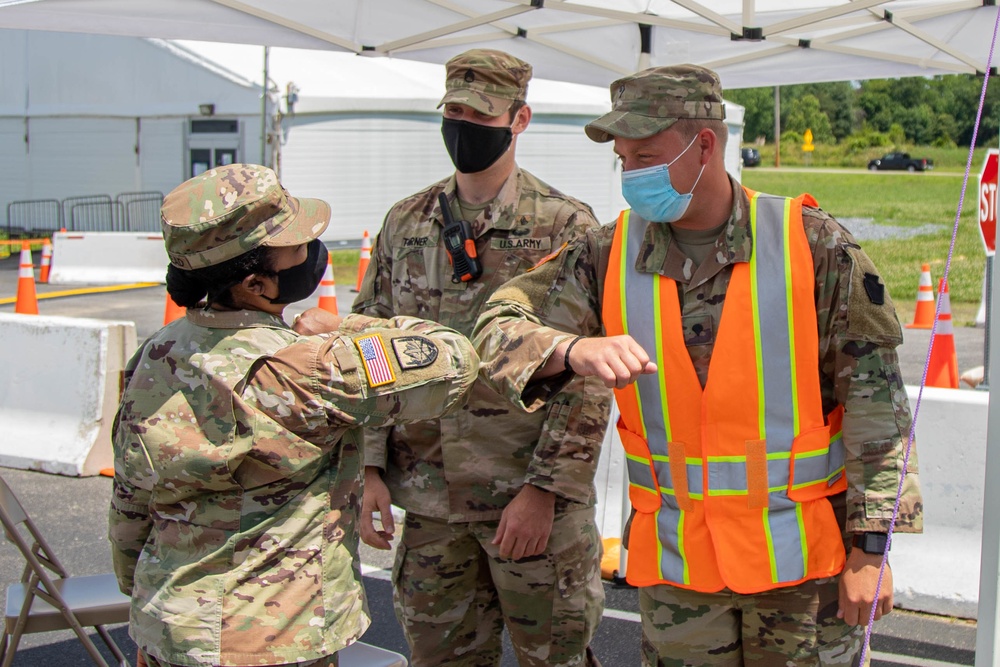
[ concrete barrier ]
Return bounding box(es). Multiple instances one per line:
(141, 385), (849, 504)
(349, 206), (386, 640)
(594, 385), (987, 619)
(0, 313), (137, 476)
(49, 231), (167, 284)
(892, 385), (988, 619)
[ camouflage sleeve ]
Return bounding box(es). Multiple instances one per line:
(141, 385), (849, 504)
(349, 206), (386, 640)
(352, 222), (396, 320)
(351, 223), (396, 469)
(810, 207), (923, 535)
(109, 346), (154, 595)
(474, 231), (606, 412)
(109, 476), (152, 595)
(523, 373), (611, 502)
(250, 313), (478, 429)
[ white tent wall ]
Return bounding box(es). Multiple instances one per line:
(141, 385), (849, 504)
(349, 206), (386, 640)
(278, 111), (637, 242)
(278, 105), (742, 242)
(279, 113), (454, 242)
(0, 29), (265, 229)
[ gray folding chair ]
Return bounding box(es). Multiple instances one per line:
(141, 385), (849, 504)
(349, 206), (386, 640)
(340, 641), (408, 667)
(0, 476), (131, 667)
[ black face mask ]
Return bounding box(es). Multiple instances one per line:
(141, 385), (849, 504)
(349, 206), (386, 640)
(441, 117), (513, 174)
(267, 239), (328, 304)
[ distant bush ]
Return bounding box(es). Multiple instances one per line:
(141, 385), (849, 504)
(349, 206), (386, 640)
(844, 130), (891, 152)
(750, 142), (990, 172)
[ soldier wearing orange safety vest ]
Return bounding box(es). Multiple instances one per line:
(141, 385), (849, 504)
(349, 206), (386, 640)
(473, 64), (923, 666)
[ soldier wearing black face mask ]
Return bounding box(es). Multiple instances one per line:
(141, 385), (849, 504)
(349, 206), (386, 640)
(350, 49), (611, 667)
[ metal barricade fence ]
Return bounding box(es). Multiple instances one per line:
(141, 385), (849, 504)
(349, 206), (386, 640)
(62, 195), (114, 232)
(6, 200), (61, 239)
(67, 200), (124, 232)
(116, 192), (163, 232)
(4, 191), (164, 240)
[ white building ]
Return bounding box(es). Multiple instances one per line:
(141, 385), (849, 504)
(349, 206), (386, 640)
(0, 29), (266, 234)
(1, 31), (744, 242)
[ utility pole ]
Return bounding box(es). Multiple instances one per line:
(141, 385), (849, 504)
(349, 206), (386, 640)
(774, 86), (781, 168)
(260, 46), (269, 167)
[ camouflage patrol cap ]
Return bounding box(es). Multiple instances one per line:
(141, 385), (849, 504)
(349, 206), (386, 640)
(437, 49), (532, 117)
(585, 64), (726, 143)
(161, 164), (330, 270)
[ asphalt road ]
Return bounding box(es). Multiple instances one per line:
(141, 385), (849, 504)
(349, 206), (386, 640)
(0, 254), (986, 666)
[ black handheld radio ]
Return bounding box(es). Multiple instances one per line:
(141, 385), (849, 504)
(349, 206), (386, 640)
(438, 193), (483, 283)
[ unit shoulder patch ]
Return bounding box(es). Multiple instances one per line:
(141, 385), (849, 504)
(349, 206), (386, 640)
(844, 246), (902, 345)
(391, 335), (439, 370)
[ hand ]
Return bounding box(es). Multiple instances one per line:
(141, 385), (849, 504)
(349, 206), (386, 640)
(492, 484), (556, 560)
(838, 547), (893, 625)
(360, 466), (395, 550)
(293, 307), (343, 335)
(136, 649), (148, 667)
(564, 335), (657, 389)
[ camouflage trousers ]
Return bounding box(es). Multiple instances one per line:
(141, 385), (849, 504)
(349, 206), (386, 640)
(638, 578), (866, 667)
(139, 649), (338, 666)
(392, 507), (605, 667)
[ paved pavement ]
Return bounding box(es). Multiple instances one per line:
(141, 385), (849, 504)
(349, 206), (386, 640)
(0, 253), (987, 666)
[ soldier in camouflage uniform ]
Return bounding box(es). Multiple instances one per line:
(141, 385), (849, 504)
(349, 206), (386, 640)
(472, 65), (923, 666)
(109, 164), (479, 667)
(352, 50), (610, 667)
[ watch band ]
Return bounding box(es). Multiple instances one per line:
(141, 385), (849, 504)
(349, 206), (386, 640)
(852, 532), (890, 555)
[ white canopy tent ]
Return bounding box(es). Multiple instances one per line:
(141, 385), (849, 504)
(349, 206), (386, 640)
(0, 1), (998, 89)
(2, 2), (1000, 665)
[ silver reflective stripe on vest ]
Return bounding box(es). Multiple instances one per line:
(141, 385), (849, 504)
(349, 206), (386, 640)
(654, 457), (704, 497)
(792, 432), (846, 490)
(753, 193), (805, 583)
(621, 211), (688, 583)
(626, 454), (657, 492)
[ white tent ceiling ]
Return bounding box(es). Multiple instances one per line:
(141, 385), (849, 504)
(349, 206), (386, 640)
(0, 0), (998, 89)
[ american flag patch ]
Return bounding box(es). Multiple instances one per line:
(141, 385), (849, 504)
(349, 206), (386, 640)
(355, 334), (396, 387)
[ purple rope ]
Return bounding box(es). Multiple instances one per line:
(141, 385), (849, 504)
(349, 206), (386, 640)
(857, 8), (1000, 666)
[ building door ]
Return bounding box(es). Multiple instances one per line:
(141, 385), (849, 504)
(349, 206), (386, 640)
(187, 119), (242, 178)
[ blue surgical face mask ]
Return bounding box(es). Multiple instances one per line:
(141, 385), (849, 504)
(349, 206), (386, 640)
(621, 134), (705, 223)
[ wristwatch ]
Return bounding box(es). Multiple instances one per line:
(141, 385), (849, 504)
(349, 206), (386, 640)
(852, 532), (889, 555)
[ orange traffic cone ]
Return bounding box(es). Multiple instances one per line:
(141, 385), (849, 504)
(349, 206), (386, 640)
(163, 293), (186, 325)
(318, 252), (339, 314)
(926, 278), (959, 389)
(600, 538), (622, 580)
(39, 239), (53, 284)
(353, 230), (372, 293)
(905, 263), (935, 329)
(15, 241), (39, 315)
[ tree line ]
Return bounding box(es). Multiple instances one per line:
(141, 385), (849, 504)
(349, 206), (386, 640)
(726, 74), (1000, 149)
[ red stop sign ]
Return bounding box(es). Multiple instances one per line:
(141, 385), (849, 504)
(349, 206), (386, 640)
(980, 149), (999, 256)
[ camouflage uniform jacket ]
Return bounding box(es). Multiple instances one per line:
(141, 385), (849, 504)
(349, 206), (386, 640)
(109, 309), (477, 666)
(474, 176), (923, 535)
(353, 167), (611, 522)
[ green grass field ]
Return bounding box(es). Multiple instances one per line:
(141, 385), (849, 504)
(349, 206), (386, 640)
(741, 169), (987, 324)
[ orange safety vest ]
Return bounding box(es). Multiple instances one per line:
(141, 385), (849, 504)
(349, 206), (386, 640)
(603, 188), (847, 594)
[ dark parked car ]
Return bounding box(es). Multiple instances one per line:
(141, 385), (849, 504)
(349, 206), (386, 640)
(741, 147), (761, 167)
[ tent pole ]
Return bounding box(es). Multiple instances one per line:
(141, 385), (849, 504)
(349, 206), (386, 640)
(261, 45), (269, 167)
(977, 247), (1000, 665)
